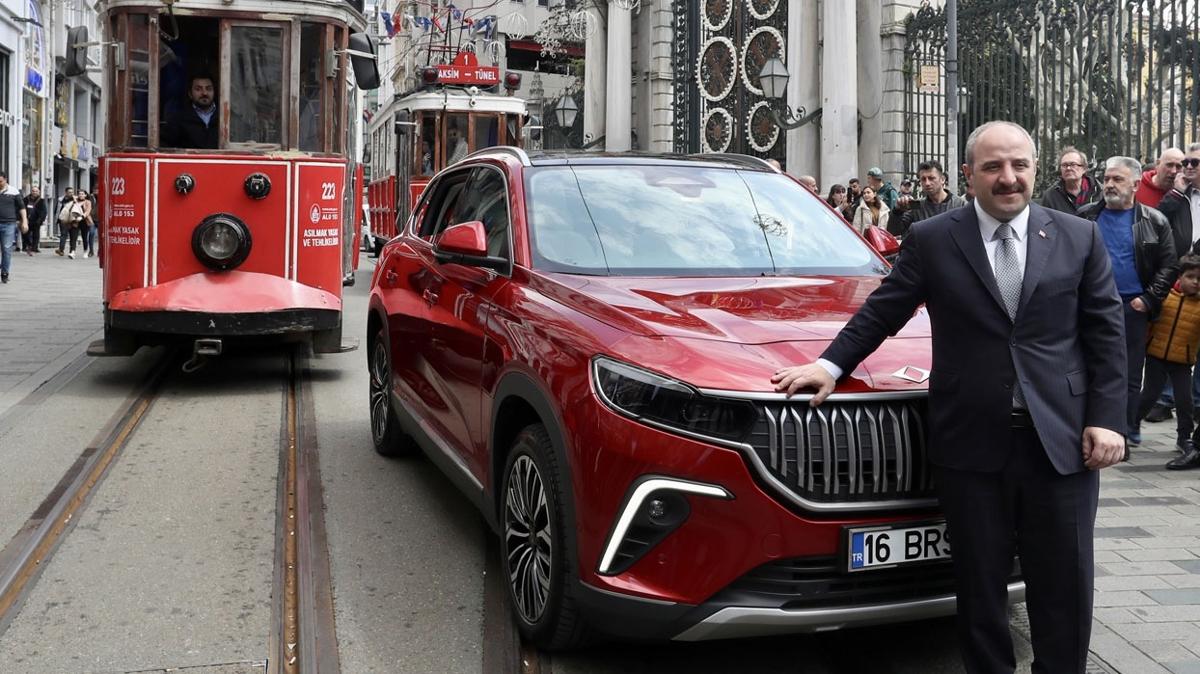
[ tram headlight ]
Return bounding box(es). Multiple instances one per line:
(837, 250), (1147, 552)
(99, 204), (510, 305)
(192, 214), (252, 271)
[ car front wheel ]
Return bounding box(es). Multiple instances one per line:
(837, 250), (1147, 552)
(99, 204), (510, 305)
(501, 424), (591, 650)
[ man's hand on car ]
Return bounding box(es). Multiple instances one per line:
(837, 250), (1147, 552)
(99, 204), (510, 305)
(771, 363), (836, 405)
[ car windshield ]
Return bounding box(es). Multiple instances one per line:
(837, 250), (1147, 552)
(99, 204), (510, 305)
(524, 165), (886, 276)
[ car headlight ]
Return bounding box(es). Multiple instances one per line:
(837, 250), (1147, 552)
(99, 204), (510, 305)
(192, 214), (252, 271)
(592, 357), (757, 443)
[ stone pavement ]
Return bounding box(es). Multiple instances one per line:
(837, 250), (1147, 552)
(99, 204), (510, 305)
(2, 244), (1200, 672)
(1089, 416), (1200, 674)
(0, 245), (103, 415)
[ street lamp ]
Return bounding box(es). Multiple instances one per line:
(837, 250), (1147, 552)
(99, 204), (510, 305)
(554, 95), (578, 129)
(757, 58), (822, 130)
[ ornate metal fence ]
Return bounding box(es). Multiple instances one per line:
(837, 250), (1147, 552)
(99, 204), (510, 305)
(672, 0), (788, 163)
(905, 0), (1200, 190)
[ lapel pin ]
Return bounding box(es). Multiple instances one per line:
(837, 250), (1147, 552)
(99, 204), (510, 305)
(1038, 229), (1047, 238)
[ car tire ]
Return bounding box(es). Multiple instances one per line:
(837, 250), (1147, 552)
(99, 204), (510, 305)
(369, 328), (416, 457)
(501, 424), (591, 650)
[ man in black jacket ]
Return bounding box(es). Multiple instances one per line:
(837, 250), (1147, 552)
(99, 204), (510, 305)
(1040, 146), (1100, 214)
(163, 75), (219, 149)
(21, 186), (46, 254)
(1078, 156), (1176, 445)
(890, 159), (966, 237)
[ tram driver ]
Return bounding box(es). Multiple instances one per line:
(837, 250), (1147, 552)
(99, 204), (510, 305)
(163, 74), (219, 149)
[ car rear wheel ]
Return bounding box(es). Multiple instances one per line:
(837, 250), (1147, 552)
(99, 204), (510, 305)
(501, 424), (591, 650)
(369, 328), (415, 457)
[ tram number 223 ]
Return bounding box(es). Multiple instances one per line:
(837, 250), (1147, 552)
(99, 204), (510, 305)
(321, 182), (337, 201)
(112, 177), (127, 196)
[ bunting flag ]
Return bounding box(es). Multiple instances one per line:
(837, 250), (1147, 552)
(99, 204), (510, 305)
(392, 12), (402, 35)
(380, 11), (396, 38)
(411, 16), (433, 32)
(470, 16), (496, 40)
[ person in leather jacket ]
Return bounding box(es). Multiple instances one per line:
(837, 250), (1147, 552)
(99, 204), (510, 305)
(1078, 156), (1177, 446)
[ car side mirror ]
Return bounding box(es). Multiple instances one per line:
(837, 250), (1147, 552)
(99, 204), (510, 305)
(434, 221), (507, 272)
(347, 32), (381, 90)
(863, 225), (900, 259)
(63, 26), (90, 77)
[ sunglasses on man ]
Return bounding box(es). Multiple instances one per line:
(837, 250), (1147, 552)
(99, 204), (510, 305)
(1183, 158), (1200, 168)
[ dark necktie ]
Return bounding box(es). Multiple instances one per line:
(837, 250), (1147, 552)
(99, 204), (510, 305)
(993, 222), (1026, 407)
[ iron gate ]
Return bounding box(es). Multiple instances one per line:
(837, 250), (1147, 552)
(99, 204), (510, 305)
(672, 0), (788, 164)
(905, 0), (1200, 190)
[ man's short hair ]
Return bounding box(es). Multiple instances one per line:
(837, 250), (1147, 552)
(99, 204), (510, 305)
(1058, 146), (1088, 166)
(189, 73), (215, 87)
(916, 160), (946, 177)
(848, 178), (860, 184)
(964, 121), (1038, 167)
(1188, 142), (1200, 154)
(1179, 254), (1200, 276)
(0, 170), (7, 180)
(1105, 156), (1143, 178)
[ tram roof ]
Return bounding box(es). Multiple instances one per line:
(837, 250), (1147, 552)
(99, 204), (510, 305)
(101, 0), (367, 24)
(388, 89), (528, 116)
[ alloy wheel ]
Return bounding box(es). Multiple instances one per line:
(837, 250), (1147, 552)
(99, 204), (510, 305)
(369, 338), (390, 444)
(504, 454), (553, 624)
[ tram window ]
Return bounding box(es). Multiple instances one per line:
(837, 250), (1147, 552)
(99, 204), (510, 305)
(466, 168), (511, 260)
(419, 170), (473, 240)
(474, 116), (500, 152)
(446, 114), (469, 165)
(298, 23), (326, 152)
(127, 14), (151, 148)
(229, 25), (286, 147)
(416, 113), (436, 176)
(158, 16), (219, 149)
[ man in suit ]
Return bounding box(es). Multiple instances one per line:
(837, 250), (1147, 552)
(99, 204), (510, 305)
(163, 75), (219, 149)
(771, 121), (1126, 674)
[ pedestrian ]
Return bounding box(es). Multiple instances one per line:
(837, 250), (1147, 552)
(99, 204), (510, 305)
(890, 159), (966, 237)
(1040, 146), (1100, 214)
(79, 189), (97, 258)
(1135, 254), (1200, 470)
(1077, 156), (1176, 448)
(772, 121), (1126, 673)
(865, 166), (900, 209)
(0, 171), (30, 284)
(1141, 143), (1200, 423)
(797, 175), (818, 193)
(1136, 147), (1185, 208)
(850, 185), (890, 234)
(825, 184), (854, 221)
(847, 177), (863, 210)
(22, 186), (46, 255)
(56, 189), (83, 259)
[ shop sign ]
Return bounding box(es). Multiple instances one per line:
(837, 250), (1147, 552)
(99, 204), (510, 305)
(0, 109), (16, 128)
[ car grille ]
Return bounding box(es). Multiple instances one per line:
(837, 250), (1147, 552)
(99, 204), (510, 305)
(745, 396), (935, 509)
(710, 555), (1021, 610)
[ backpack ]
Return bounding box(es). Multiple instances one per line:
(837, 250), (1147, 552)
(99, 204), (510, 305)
(57, 202), (74, 225)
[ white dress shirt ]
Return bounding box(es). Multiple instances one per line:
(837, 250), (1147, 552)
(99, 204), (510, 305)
(1189, 189), (1200, 248)
(816, 200), (1031, 381)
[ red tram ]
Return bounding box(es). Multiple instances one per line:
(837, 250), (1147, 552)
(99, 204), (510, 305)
(365, 51), (527, 255)
(71, 0), (381, 357)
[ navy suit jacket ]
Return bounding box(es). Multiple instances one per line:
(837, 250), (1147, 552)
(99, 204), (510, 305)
(822, 202), (1127, 475)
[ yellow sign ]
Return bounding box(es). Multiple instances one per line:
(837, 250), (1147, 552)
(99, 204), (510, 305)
(919, 65), (940, 93)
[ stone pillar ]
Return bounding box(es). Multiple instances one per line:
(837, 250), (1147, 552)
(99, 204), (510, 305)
(785, 0), (820, 181)
(583, 6), (607, 147)
(821, 0), (858, 186)
(857, 0), (883, 180)
(646, 1), (675, 152)
(882, 1), (927, 183)
(605, 1), (633, 151)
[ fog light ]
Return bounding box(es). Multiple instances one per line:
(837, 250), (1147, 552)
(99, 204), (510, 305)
(646, 498), (666, 520)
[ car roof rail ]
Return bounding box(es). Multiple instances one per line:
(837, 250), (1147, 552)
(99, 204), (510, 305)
(690, 153), (778, 172)
(461, 146), (532, 167)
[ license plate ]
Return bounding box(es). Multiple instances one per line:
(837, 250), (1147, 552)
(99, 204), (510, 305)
(846, 521), (951, 572)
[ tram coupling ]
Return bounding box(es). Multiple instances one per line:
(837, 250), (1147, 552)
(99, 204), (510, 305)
(182, 339), (223, 373)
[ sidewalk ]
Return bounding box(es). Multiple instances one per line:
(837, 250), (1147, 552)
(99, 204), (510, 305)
(0, 247), (103, 413)
(1089, 415), (1200, 674)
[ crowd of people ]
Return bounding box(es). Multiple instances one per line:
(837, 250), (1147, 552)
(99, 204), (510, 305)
(0, 181), (100, 284)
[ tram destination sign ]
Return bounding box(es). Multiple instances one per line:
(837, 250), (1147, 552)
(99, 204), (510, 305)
(437, 51), (500, 87)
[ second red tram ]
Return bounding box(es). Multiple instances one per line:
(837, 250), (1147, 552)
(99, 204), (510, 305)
(365, 51), (527, 255)
(78, 0), (380, 357)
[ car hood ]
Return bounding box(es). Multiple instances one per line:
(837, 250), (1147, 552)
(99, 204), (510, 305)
(542, 274), (930, 344)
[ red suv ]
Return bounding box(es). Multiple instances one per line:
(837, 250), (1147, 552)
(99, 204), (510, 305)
(366, 150), (1024, 648)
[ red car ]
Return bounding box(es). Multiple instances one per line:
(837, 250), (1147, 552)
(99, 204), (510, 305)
(366, 150), (1023, 648)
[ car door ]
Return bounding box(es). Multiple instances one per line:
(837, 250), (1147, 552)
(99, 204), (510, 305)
(407, 165), (512, 480)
